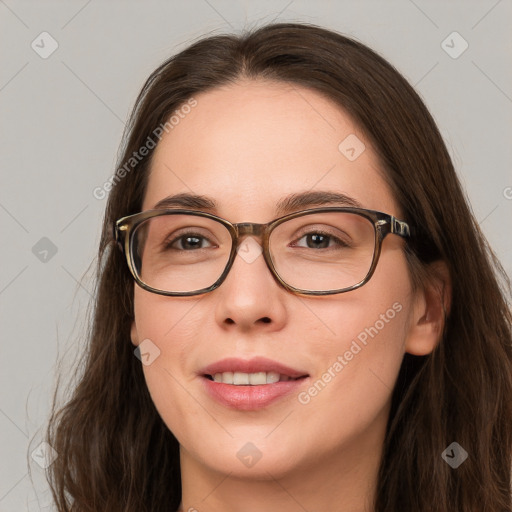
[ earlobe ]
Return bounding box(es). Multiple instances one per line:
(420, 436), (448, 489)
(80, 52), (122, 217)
(405, 261), (452, 356)
(130, 321), (140, 347)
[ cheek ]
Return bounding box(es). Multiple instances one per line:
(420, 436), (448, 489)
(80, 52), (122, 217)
(294, 253), (412, 437)
(300, 295), (408, 396)
(132, 289), (205, 424)
(133, 287), (205, 346)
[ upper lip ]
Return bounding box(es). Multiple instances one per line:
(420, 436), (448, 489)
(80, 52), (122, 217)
(200, 357), (309, 379)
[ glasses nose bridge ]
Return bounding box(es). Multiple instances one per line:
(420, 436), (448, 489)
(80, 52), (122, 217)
(233, 222), (267, 246)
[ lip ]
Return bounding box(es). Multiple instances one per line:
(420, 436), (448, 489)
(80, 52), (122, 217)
(199, 357), (310, 411)
(201, 378), (309, 410)
(199, 356), (309, 379)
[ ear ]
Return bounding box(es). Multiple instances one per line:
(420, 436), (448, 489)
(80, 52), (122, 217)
(405, 260), (451, 356)
(130, 320), (140, 347)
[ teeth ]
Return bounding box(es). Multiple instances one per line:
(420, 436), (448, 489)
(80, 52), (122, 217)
(249, 372), (269, 385)
(211, 371), (296, 385)
(233, 372), (249, 385)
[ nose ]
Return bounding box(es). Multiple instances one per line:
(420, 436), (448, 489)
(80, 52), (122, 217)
(213, 233), (287, 331)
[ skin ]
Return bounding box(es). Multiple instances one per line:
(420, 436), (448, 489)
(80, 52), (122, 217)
(130, 79), (449, 512)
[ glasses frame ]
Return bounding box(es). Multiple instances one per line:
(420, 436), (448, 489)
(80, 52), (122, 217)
(114, 207), (411, 297)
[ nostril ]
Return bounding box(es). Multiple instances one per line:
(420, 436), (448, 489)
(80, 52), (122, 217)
(260, 317), (271, 323)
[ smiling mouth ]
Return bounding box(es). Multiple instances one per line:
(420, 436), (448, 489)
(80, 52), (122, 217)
(203, 372), (308, 385)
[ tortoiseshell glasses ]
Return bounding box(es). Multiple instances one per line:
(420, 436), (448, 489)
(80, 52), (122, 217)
(115, 207), (411, 297)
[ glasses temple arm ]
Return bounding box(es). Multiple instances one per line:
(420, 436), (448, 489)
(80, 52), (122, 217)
(390, 216), (411, 238)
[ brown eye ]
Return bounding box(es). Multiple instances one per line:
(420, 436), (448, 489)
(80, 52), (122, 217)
(292, 231), (351, 250)
(164, 232), (215, 251)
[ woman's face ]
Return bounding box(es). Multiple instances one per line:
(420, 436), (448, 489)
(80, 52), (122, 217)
(131, 80), (420, 480)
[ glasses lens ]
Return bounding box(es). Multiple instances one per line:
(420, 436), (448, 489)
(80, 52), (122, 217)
(269, 211), (376, 292)
(131, 214), (232, 293)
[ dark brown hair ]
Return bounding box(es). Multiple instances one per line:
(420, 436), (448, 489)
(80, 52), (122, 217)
(44, 22), (512, 511)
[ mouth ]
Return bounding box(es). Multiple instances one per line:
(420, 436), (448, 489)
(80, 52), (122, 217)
(200, 368), (310, 410)
(199, 356), (309, 384)
(203, 372), (309, 385)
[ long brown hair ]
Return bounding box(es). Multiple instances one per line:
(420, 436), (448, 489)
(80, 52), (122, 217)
(44, 22), (512, 511)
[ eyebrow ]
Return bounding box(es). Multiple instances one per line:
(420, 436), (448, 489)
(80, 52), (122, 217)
(152, 190), (364, 216)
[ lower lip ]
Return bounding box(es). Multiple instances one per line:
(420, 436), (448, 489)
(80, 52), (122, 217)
(200, 376), (309, 410)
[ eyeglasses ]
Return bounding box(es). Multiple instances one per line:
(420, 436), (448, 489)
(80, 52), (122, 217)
(114, 207), (411, 297)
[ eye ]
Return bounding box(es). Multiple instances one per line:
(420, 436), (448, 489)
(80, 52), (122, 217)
(164, 231), (215, 251)
(292, 230), (350, 250)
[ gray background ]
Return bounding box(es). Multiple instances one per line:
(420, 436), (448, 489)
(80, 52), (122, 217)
(1, 1), (511, 510)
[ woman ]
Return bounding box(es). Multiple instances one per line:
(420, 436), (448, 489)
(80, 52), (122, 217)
(45, 22), (512, 511)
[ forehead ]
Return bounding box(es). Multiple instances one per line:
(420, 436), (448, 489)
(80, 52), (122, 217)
(143, 80), (399, 220)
